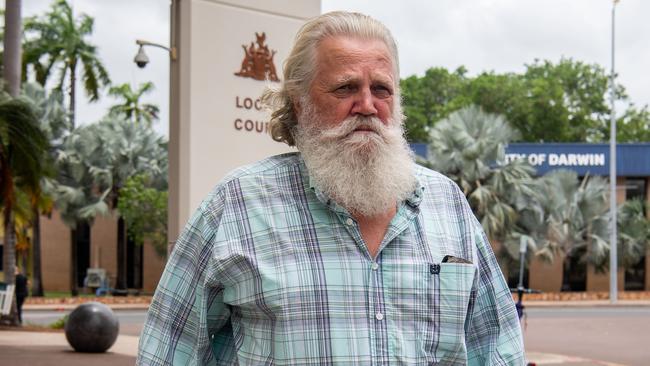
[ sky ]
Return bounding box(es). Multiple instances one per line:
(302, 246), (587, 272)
(23, 0), (650, 139)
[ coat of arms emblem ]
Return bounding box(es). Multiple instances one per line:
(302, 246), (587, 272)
(234, 32), (280, 82)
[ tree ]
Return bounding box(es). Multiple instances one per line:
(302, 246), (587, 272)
(401, 58), (647, 143)
(426, 105), (538, 244)
(51, 122), (111, 296)
(400, 66), (470, 142)
(3, 0), (21, 97)
(22, 83), (69, 146)
(108, 82), (159, 127)
(52, 115), (167, 292)
(503, 170), (649, 276)
(513, 170), (611, 271)
(117, 175), (167, 258)
(617, 199), (650, 268)
(0, 92), (49, 323)
(91, 116), (167, 289)
(612, 105), (650, 142)
(20, 82), (68, 296)
(23, 0), (110, 127)
(1, 0), (24, 326)
(513, 59), (612, 142)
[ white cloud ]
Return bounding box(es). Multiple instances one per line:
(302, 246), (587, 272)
(24, 0), (170, 137)
(323, 0), (650, 109)
(22, 0), (650, 140)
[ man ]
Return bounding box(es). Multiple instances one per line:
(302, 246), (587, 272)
(138, 11), (525, 365)
(14, 266), (29, 324)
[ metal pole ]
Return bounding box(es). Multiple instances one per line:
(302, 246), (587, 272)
(168, 0), (181, 257)
(518, 238), (527, 292)
(609, 0), (618, 304)
(514, 238), (527, 319)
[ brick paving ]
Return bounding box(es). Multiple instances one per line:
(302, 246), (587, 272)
(0, 330), (137, 366)
(0, 329), (630, 365)
(4, 296), (647, 365)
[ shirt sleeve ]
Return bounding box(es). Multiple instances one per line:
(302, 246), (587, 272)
(137, 191), (231, 365)
(466, 221), (526, 366)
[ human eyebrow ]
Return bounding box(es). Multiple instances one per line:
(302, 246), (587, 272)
(330, 75), (357, 87)
(328, 76), (359, 93)
(371, 74), (394, 88)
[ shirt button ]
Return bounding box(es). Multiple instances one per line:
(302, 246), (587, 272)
(375, 312), (384, 321)
(345, 218), (354, 226)
(371, 262), (379, 271)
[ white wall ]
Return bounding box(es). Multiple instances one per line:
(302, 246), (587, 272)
(170, 0), (321, 243)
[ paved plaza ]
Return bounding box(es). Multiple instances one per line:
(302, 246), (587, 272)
(1, 301), (648, 365)
(0, 330), (629, 366)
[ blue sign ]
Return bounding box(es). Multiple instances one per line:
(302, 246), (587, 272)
(411, 143), (650, 176)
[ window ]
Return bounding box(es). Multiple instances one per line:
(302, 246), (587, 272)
(624, 178), (647, 291)
(562, 250), (586, 292)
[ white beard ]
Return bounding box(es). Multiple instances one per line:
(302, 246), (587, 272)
(294, 101), (416, 217)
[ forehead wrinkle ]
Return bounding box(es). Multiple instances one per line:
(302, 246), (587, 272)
(313, 36), (397, 88)
(317, 37), (393, 65)
(328, 49), (392, 69)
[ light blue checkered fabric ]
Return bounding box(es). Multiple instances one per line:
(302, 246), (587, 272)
(137, 152), (525, 365)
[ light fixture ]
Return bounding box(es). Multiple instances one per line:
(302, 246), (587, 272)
(133, 39), (177, 68)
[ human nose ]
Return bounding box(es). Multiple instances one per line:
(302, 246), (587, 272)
(351, 87), (378, 116)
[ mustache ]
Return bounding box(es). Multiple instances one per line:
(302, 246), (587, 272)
(318, 116), (386, 140)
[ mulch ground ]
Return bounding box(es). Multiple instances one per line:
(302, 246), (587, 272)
(22, 291), (650, 305)
(25, 296), (152, 306)
(0, 324), (63, 332)
(516, 290), (650, 301)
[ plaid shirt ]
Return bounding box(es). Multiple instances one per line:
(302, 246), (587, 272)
(137, 153), (525, 365)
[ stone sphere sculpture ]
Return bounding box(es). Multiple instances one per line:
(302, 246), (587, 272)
(64, 302), (119, 353)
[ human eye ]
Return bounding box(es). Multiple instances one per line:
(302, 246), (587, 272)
(372, 83), (393, 98)
(332, 83), (356, 96)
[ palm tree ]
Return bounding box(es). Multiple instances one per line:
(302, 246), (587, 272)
(51, 123), (111, 296)
(426, 105), (539, 243)
(509, 170), (612, 289)
(618, 199), (650, 268)
(23, 0), (110, 127)
(91, 116), (167, 289)
(20, 82), (68, 296)
(108, 82), (159, 127)
(22, 83), (70, 147)
(52, 114), (167, 292)
(12, 188), (35, 272)
(0, 92), (49, 323)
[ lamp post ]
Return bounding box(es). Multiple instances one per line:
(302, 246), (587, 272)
(609, 0), (619, 304)
(133, 0), (180, 258)
(515, 237), (527, 319)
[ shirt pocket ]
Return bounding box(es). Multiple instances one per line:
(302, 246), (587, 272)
(425, 262), (476, 363)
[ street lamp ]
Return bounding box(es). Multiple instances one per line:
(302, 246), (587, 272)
(609, 0), (619, 304)
(132, 1), (180, 257)
(133, 39), (177, 68)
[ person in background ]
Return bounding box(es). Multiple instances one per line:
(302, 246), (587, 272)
(14, 266), (29, 324)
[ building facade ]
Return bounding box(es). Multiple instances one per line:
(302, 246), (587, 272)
(39, 211), (166, 294)
(414, 142), (650, 293)
(505, 143), (650, 292)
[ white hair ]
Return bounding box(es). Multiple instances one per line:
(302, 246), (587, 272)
(262, 11), (400, 146)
